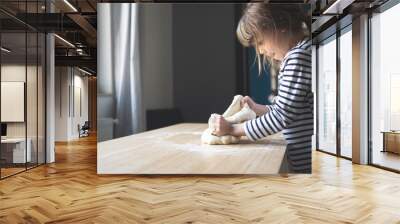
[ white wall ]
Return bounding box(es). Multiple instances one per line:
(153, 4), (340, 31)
(55, 67), (89, 141)
(1, 63), (46, 164)
(71, 74), (89, 138)
(55, 66), (69, 141)
(1, 65), (38, 138)
(1, 65), (26, 131)
(1, 82), (25, 122)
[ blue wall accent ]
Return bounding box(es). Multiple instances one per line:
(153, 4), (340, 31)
(248, 48), (272, 105)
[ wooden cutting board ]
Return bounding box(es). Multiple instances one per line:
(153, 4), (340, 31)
(97, 123), (287, 174)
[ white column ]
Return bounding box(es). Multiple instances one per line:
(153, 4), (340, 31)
(352, 14), (369, 164)
(45, 1), (55, 163)
(46, 33), (55, 163)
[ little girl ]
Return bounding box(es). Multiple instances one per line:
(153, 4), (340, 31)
(213, 3), (313, 173)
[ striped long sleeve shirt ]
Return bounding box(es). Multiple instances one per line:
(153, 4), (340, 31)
(244, 38), (313, 173)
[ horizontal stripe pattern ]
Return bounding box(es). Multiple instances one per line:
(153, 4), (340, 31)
(244, 38), (313, 173)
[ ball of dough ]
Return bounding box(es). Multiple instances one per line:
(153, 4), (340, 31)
(201, 95), (255, 145)
(201, 128), (240, 145)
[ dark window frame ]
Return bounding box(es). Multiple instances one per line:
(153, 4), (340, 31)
(0, 0), (47, 180)
(315, 19), (352, 161)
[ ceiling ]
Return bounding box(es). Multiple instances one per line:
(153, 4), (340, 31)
(0, 0), (97, 74)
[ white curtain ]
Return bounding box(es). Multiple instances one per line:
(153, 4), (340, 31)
(98, 3), (144, 142)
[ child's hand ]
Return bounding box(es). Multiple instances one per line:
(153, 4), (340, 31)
(241, 96), (256, 109)
(241, 96), (269, 116)
(212, 115), (233, 136)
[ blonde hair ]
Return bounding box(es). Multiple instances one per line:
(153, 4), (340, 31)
(236, 3), (310, 75)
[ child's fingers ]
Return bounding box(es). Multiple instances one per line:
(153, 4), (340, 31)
(241, 96), (252, 107)
(240, 97), (248, 107)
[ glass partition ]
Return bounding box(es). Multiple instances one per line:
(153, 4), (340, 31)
(317, 35), (337, 155)
(370, 3), (400, 171)
(0, 1), (46, 179)
(1, 31), (28, 177)
(27, 31), (38, 169)
(38, 32), (45, 165)
(339, 27), (352, 158)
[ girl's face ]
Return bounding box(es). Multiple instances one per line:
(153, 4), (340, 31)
(257, 31), (291, 61)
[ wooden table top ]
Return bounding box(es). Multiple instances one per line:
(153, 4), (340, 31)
(381, 131), (400, 134)
(97, 123), (287, 174)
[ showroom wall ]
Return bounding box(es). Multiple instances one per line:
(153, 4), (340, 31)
(172, 3), (238, 122)
(140, 3), (238, 122)
(139, 4), (174, 112)
(98, 3), (240, 141)
(55, 67), (89, 141)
